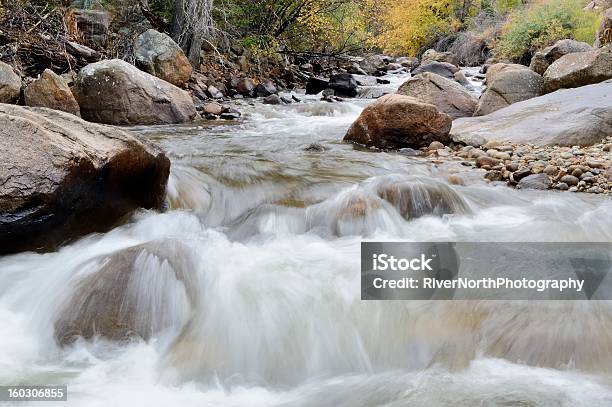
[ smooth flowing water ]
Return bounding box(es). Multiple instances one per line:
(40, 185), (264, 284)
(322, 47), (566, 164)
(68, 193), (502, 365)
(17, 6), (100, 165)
(2, 72), (612, 406)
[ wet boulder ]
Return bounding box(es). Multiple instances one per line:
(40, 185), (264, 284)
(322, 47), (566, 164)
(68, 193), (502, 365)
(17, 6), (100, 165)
(74, 59), (196, 125)
(398, 72), (477, 119)
(329, 73), (358, 97)
(134, 29), (193, 87)
(344, 94), (452, 150)
(543, 45), (612, 92)
(24, 69), (80, 116)
(0, 61), (21, 104)
(451, 81), (612, 147)
(306, 76), (330, 94)
(475, 67), (544, 116)
(255, 80), (278, 97)
(412, 61), (459, 80)
(0, 104), (171, 254)
(376, 177), (469, 219)
(54, 240), (197, 345)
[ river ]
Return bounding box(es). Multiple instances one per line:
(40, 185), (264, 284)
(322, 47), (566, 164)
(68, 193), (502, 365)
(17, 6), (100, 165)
(1, 71), (612, 406)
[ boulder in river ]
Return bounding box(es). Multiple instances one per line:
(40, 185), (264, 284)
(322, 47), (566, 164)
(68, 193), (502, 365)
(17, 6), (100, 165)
(54, 240), (197, 345)
(0, 104), (170, 254)
(329, 73), (358, 97)
(0, 61), (21, 104)
(543, 45), (612, 92)
(236, 77), (255, 97)
(255, 80), (278, 97)
(306, 76), (330, 94)
(451, 81), (612, 147)
(24, 69), (80, 116)
(412, 61), (459, 80)
(397, 72), (477, 119)
(595, 8), (612, 48)
(134, 29), (193, 87)
(344, 94), (452, 150)
(475, 67), (544, 116)
(74, 59), (197, 125)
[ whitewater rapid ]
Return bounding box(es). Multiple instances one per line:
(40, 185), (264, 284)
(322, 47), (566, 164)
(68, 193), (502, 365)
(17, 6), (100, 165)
(1, 72), (612, 406)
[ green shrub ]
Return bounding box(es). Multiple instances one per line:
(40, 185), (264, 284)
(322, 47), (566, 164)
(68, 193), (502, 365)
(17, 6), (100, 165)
(496, 0), (601, 60)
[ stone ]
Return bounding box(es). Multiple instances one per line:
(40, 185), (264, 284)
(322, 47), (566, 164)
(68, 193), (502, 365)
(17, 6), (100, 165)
(513, 168), (533, 181)
(542, 39), (593, 62)
(255, 80), (277, 97)
(263, 94), (282, 105)
(54, 240), (196, 345)
(329, 73), (358, 97)
(529, 52), (550, 75)
(397, 72), (477, 119)
(412, 61), (459, 80)
(0, 61), (21, 104)
(485, 63), (528, 85)
(476, 156), (501, 168)
(428, 141), (445, 150)
(24, 69), (80, 116)
(475, 68), (544, 116)
(306, 76), (329, 95)
(517, 174), (551, 190)
(74, 59), (196, 125)
(0, 105), (170, 255)
(207, 85), (223, 99)
(556, 182), (569, 190)
(421, 49), (460, 66)
(67, 8), (111, 47)
(343, 94), (452, 150)
(451, 81), (612, 147)
(396, 57), (420, 69)
(134, 29), (193, 87)
(595, 8), (612, 47)
(543, 45), (612, 92)
(560, 175), (580, 186)
(234, 77), (255, 97)
(202, 102), (222, 115)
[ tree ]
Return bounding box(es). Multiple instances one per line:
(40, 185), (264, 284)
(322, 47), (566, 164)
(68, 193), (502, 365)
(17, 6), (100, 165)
(172, 0), (214, 65)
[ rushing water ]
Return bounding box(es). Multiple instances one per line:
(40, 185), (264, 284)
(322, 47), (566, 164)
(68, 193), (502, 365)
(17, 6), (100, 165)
(1, 71), (612, 406)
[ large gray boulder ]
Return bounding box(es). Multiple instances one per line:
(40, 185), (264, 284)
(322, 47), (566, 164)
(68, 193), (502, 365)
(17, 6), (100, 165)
(529, 39), (593, 75)
(451, 81), (612, 147)
(543, 45), (612, 92)
(134, 29), (193, 87)
(0, 61), (21, 104)
(74, 59), (196, 125)
(0, 104), (171, 254)
(475, 67), (544, 116)
(397, 72), (477, 119)
(24, 69), (80, 116)
(344, 94), (452, 150)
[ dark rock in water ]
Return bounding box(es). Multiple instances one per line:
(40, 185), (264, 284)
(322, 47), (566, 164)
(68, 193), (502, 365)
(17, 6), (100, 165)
(255, 80), (277, 97)
(280, 96), (292, 104)
(236, 78), (255, 97)
(377, 78), (391, 85)
(412, 61), (459, 80)
(377, 178), (469, 219)
(0, 105), (170, 255)
(344, 94), (452, 150)
(220, 111), (241, 120)
(304, 143), (326, 152)
(74, 59), (196, 125)
(263, 94), (282, 105)
(517, 173), (551, 190)
(329, 73), (358, 97)
(291, 95), (301, 103)
(306, 76), (329, 94)
(54, 240), (198, 346)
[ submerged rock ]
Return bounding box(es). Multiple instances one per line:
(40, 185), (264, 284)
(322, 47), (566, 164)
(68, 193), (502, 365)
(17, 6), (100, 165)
(24, 69), (80, 116)
(344, 94), (452, 150)
(134, 29), (193, 87)
(74, 59), (196, 125)
(398, 72), (477, 119)
(54, 240), (197, 345)
(451, 81), (612, 147)
(0, 105), (170, 254)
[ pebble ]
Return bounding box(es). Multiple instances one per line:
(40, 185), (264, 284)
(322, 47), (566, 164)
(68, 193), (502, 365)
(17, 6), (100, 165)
(560, 175), (579, 186)
(543, 165), (559, 176)
(560, 152), (574, 159)
(429, 141), (445, 151)
(571, 168), (583, 178)
(556, 182), (569, 191)
(476, 156), (500, 168)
